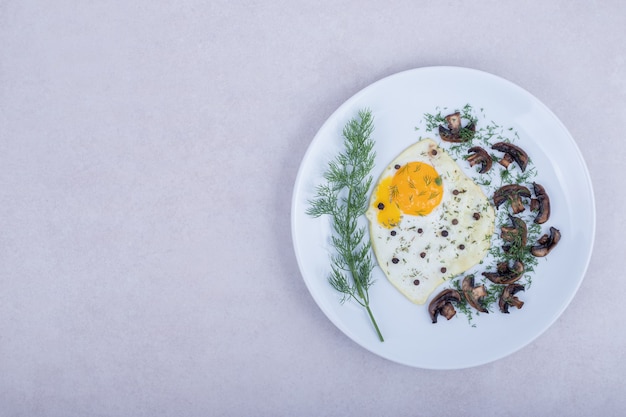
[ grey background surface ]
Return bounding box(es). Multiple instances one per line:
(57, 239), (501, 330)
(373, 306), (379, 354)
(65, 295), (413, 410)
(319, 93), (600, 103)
(0, 1), (623, 416)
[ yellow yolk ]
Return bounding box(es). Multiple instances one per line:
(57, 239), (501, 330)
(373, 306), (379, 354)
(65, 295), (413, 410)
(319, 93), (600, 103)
(373, 162), (443, 228)
(373, 176), (402, 227)
(392, 162), (443, 215)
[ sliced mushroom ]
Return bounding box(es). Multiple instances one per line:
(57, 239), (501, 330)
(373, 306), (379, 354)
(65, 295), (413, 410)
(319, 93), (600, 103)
(467, 146), (492, 174)
(438, 112), (476, 143)
(429, 289), (462, 323)
(530, 182), (551, 224)
(461, 275), (489, 313)
(491, 142), (529, 172)
(501, 215), (527, 252)
(482, 260), (525, 284)
(499, 283), (525, 313)
(493, 184), (531, 214)
(531, 227), (561, 257)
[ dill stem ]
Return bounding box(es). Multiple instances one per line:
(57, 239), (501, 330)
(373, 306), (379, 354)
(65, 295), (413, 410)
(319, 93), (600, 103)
(346, 239), (384, 342)
(366, 305), (384, 342)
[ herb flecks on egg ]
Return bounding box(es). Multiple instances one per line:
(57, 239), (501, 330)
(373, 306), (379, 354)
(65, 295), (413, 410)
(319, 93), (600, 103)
(366, 139), (495, 305)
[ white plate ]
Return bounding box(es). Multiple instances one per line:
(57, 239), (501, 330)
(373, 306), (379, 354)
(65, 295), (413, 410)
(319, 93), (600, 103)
(290, 66), (595, 369)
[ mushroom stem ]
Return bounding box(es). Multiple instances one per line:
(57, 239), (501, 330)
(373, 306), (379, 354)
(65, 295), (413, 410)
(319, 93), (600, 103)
(531, 227), (561, 257)
(429, 289), (462, 323)
(438, 112), (476, 143)
(499, 153), (514, 169)
(499, 283), (525, 313)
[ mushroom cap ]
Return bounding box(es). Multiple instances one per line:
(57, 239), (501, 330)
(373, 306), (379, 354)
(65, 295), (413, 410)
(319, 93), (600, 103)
(500, 215), (528, 251)
(428, 289), (462, 323)
(493, 184), (531, 214)
(461, 275), (489, 313)
(531, 226), (561, 257)
(482, 260), (525, 284)
(445, 112), (462, 132)
(438, 112), (476, 143)
(491, 142), (529, 172)
(467, 146), (493, 174)
(531, 182), (551, 224)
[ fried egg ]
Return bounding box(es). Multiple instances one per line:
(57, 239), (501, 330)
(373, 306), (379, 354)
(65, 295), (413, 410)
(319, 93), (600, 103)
(366, 138), (495, 305)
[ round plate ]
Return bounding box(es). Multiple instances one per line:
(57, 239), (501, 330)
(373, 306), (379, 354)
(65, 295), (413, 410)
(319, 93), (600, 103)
(290, 66), (595, 369)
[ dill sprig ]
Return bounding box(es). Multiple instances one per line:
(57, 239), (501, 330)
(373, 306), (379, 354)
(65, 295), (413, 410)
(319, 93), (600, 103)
(306, 109), (384, 342)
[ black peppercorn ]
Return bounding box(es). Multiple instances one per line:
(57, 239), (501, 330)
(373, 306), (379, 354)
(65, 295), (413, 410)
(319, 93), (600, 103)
(392, 257), (399, 264)
(378, 202), (385, 210)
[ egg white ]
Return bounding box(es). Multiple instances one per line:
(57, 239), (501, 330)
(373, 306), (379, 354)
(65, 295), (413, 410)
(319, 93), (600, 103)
(366, 138), (495, 305)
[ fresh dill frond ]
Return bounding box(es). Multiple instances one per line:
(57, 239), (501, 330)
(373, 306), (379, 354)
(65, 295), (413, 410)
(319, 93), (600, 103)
(306, 109), (384, 342)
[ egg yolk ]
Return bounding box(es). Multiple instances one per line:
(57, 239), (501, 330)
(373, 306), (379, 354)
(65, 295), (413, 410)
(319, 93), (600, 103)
(373, 176), (402, 228)
(373, 162), (443, 228)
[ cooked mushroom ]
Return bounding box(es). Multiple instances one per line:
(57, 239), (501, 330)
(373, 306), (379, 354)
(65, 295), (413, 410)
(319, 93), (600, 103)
(499, 283), (525, 313)
(467, 146), (492, 174)
(493, 184), (531, 214)
(500, 215), (527, 252)
(438, 112), (476, 143)
(428, 289), (462, 323)
(531, 226), (561, 257)
(461, 275), (489, 313)
(482, 260), (525, 284)
(530, 182), (550, 224)
(491, 142), (529, 172)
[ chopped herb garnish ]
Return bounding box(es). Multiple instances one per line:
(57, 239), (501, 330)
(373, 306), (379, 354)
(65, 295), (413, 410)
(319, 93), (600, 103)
(416, 103), (542, 324)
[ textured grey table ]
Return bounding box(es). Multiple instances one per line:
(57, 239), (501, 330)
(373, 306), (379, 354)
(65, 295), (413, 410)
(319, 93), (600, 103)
(0, 1), (623, 416)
